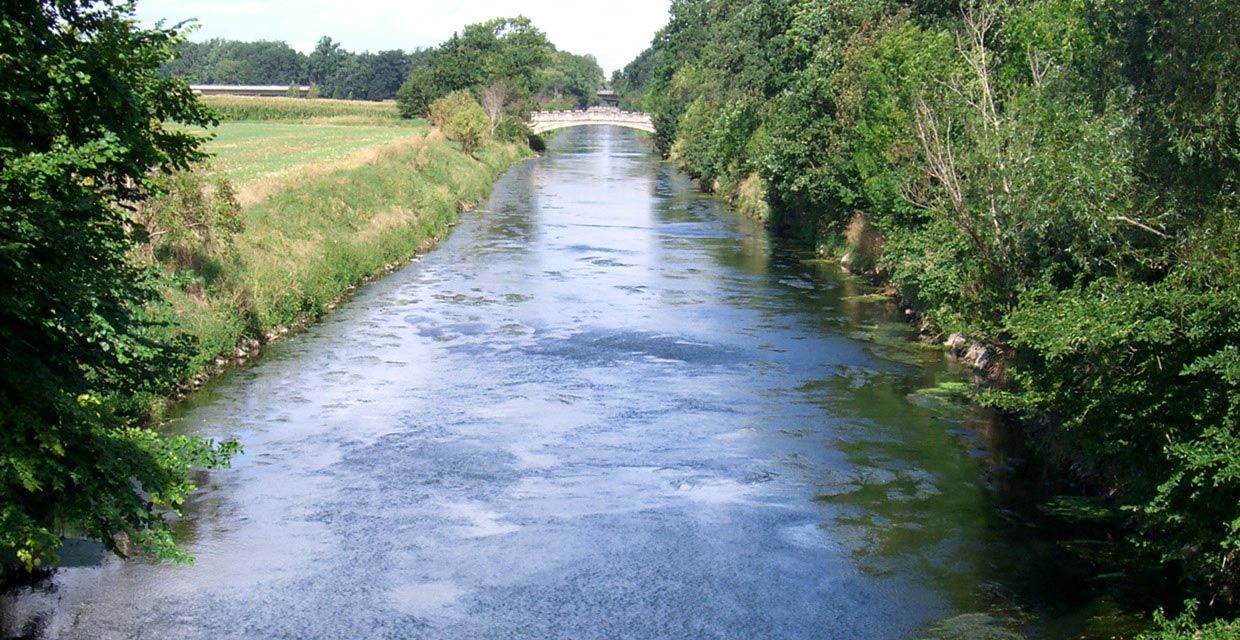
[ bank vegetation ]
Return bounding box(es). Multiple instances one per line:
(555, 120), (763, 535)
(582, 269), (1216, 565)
(614, 0), (1240, 634)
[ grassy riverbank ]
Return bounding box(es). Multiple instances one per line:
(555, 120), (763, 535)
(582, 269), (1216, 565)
(144, 100), (530, 403)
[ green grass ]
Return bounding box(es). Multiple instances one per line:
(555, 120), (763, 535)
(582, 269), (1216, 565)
(204, 121), (430, 201)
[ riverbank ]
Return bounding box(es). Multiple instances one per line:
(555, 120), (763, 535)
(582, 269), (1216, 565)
(141, 108), (531, 414)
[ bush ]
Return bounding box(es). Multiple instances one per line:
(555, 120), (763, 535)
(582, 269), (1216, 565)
(136, 165), (244, 290)
(1139, 601), (1240, 640)
(996, 235), (1240, 598)
(493, 115), (531, 143)
(428, 90), (490, 155)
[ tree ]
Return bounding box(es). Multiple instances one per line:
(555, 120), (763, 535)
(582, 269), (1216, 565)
(396, 65), (440, 118)
(162, 38), (308, 86)
(0, 0), (239, 572)
(160, 39), (215, 81)
(335, 50), (411, 101)
(538, 51), (604, 109)
(307, 36), (350, 97)
(396, 16), (555, 119)
(480, 81), (515, 135)
(457, 16), (550, 97)
(220, 40), (304, 85)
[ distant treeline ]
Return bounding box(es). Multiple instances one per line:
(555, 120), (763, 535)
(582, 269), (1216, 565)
(615, 0), (1239, 634)
(162, 19), (604, 109)
(161, 37), (412, 100)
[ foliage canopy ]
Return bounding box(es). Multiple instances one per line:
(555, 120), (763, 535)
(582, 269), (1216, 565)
(0, 0), (239, 571)
(395, 16), (604, 120)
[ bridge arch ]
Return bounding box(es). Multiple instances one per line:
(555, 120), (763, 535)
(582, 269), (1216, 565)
(527, 107), (655, 135)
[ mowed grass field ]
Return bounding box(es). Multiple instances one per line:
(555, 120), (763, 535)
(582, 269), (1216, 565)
(197, 95), (430, 205)
(205, 122), (429, 204)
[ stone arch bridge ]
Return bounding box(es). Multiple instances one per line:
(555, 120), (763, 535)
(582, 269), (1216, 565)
(528, 107), (655, 135)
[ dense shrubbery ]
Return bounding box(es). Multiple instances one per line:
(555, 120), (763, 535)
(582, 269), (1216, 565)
(136, 164), (244, 292)
(616, 0), (1240, 627)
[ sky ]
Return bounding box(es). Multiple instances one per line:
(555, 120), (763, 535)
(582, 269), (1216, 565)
(132, 0), (672, 75)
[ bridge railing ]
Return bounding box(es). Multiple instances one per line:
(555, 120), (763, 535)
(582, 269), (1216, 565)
(525, 107), (656, 133)
(529, 109), (653, 123)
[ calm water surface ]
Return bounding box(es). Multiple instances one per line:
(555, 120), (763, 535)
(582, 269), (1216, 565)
(5, 127), (1114, 638)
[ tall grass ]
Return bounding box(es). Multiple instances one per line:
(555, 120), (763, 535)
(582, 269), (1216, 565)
(234, 132), (521, 330)
(201, 95), (410, 123)
(160, 133), (530, 373)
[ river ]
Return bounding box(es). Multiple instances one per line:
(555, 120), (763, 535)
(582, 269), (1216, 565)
(4, 127), (1123, 639)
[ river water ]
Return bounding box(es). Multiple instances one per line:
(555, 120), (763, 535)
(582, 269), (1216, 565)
(5, 127), (1116, 638)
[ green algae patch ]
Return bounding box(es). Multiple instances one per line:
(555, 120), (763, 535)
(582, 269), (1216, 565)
(840, 293), (892, 303)
(915, 614), (1024, 640)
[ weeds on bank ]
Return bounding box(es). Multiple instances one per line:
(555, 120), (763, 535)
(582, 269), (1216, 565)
(142, 122), (527, 378)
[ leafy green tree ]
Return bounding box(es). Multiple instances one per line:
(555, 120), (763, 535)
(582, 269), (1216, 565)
(537, 50), (603, 109)
(396, 65), (440, 118)
(462, 17), (551, 97)
(396, 16), (556, 119)
(162, 38), (307, 86)
(308, 35), (350, 97)
(203, 40), (304, 85)
(0, 0), (239, 572)
(159, 39), (215, 81)
(342, 50), (412, 101)
(611, 47), (658, 109)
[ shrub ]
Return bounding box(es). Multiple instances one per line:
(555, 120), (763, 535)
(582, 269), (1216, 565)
(136, 165), (244, 290)
(428, 90), (490, 155)
(494, 115), (531, 143)
(1139, 601), (1240, 640)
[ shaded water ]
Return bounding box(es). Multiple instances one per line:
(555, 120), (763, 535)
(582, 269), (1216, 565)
(5, 127), (1120, 638)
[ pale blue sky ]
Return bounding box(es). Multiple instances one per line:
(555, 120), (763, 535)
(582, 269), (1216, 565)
(132, 0), (672, 75)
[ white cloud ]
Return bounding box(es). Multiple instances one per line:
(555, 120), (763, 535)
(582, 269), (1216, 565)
(133, 0), (670, 73)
